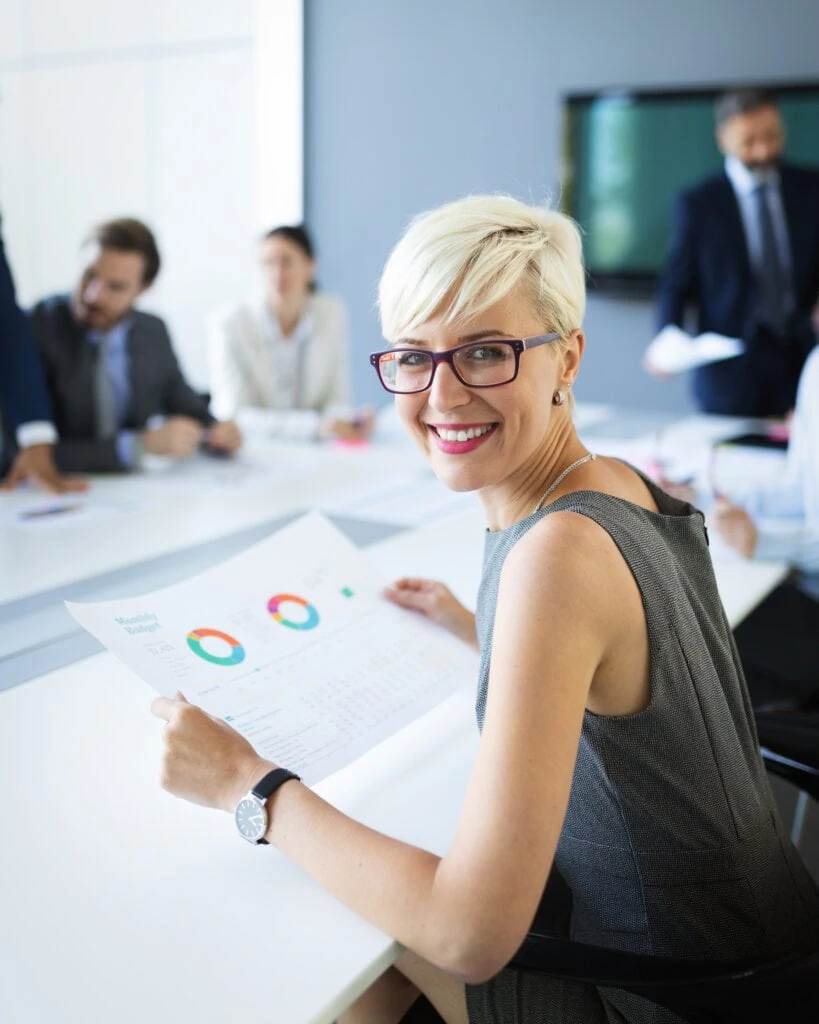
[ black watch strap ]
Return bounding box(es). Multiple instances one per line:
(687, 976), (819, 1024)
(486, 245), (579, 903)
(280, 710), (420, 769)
(251, 768), (301, 844)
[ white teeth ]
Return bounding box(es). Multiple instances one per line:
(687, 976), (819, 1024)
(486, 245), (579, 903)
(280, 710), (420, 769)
(437, 424), (494, 442)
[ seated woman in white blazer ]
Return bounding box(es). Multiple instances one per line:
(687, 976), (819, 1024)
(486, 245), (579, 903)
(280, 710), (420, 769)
(207, 226), (371, 441)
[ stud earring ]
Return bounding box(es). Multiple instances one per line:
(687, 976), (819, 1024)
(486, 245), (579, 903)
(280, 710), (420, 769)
(552, 389), (566, 406)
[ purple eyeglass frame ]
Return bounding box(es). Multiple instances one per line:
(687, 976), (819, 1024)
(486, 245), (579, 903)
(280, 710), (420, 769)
(369, 333), (561, 394)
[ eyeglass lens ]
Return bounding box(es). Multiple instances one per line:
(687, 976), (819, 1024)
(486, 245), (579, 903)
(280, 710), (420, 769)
(378, 341), (517, 392)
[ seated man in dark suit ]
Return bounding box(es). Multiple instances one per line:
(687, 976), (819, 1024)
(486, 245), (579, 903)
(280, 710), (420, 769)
(0, 225), (86, 493)
(30, 217), (241, 473)
(654, 88), (819, 416)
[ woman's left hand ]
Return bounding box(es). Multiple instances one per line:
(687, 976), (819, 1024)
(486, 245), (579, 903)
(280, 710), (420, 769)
(151, 694), (272, 812)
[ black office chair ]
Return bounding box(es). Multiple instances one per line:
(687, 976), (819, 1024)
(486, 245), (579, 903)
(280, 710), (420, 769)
(509, 712), (819, 1024)
(404, 714), (819, 1024)
(507, 934), (819, 1023)
(756, 705), (819, 845)
(401, 939), (818, 1024)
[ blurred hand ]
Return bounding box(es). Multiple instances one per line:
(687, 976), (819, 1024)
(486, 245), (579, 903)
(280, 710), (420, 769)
(151, 693), (272, 813)
(0, 444), (87, 494)
(710, 497), (758, 558)
(322, 408), (375, 442)
(384, 578), (478, 650)
(142, 416), (203, 458)
(206, 419), (243, 455)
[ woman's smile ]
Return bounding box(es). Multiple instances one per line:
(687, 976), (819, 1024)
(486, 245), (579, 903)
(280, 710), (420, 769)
(426, 421), (499, 454)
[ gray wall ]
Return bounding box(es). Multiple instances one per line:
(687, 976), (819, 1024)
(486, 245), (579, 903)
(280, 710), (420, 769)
(305, 0), (819, 412)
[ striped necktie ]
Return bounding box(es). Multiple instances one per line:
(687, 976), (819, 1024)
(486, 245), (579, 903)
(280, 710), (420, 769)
(93, 333), (118, 439)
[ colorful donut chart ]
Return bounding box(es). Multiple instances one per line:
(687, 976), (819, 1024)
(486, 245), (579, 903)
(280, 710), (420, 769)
(186, 627), (246, 666)
(267, 593), (320, 631)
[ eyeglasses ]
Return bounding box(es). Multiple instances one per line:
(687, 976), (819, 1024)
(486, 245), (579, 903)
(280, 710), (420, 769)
(369, 333), (560, 394)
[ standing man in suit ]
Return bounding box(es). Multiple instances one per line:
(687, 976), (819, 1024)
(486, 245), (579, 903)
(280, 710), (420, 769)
(0, 226), (86, 493)
(654, 88), (819, 416)
(30, 218), (241, 473)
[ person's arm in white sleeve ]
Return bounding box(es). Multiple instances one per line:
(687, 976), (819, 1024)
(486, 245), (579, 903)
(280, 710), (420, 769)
(726, 472), (804, 522)
(16, 421), (58, 448)
(726, 348), (819, 572)
(753, 518), (819, 573)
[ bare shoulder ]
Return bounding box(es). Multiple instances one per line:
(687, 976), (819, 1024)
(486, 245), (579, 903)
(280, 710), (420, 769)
(502, 503), (639, 633)
(508, 508), (620, 576)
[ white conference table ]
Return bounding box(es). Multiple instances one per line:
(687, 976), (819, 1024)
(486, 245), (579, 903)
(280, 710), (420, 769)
(0, 406), (792, 1024)
(0, 403), (783, 607)
(0, 436), (417, 606)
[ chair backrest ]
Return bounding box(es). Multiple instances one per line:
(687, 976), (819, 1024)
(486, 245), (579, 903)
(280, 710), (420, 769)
(760, 744), (819, 800)
(756, 708), (819, 801)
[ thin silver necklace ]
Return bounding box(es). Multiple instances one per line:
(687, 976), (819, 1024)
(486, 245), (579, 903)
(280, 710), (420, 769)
(534, 452), (596, 512)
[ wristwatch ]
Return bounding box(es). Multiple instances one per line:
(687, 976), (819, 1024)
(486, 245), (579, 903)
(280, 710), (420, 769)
(234, 767), (301, 845)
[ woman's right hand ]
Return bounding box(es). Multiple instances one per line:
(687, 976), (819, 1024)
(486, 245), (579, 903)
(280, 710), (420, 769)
(384, 578), (478, 650)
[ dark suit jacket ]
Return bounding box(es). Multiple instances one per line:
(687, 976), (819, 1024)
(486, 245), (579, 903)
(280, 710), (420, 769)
(0, 230), (52, 434)
(30, 295), (214, 472)
(655, 164), (819, 414)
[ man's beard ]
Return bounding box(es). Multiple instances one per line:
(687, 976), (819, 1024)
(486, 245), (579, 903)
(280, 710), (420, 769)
(744, 156), (781, 174)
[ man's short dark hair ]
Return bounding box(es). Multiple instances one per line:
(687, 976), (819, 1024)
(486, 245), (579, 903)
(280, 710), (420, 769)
(714, 88), (779, 128)
(85, 217), (161, 287)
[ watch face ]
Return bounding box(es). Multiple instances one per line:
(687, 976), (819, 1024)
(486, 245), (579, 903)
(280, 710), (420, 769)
(235, 797), (267, 843)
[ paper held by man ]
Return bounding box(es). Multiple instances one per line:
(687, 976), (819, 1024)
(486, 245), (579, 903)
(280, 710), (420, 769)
(644, 324), (745, 376)
(67, 512), (478, 786)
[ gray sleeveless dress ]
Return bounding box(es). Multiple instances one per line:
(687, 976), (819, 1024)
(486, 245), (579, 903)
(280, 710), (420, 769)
(465, 477), (819, 1024)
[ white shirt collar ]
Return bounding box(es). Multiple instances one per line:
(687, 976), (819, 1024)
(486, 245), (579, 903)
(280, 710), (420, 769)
(724, 155), (779, 196)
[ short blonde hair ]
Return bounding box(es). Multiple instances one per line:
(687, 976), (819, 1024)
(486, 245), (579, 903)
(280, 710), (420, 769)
(378, 195), (585, 344)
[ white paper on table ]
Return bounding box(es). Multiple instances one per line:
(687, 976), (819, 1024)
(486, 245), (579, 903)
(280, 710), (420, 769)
(644, 325), (744, 375)
(323, 470), (476, 526)
(66, 511), (478, 785)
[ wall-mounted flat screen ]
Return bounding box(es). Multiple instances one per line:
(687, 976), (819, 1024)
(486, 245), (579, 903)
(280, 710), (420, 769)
(562, 82), (819, 290)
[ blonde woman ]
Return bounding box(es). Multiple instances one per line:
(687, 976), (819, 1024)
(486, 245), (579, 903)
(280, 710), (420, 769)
(154, 196), (819, 1023)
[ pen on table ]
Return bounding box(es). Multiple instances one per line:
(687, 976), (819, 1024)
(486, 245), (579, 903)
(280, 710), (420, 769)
(19, 503), (83, 520)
